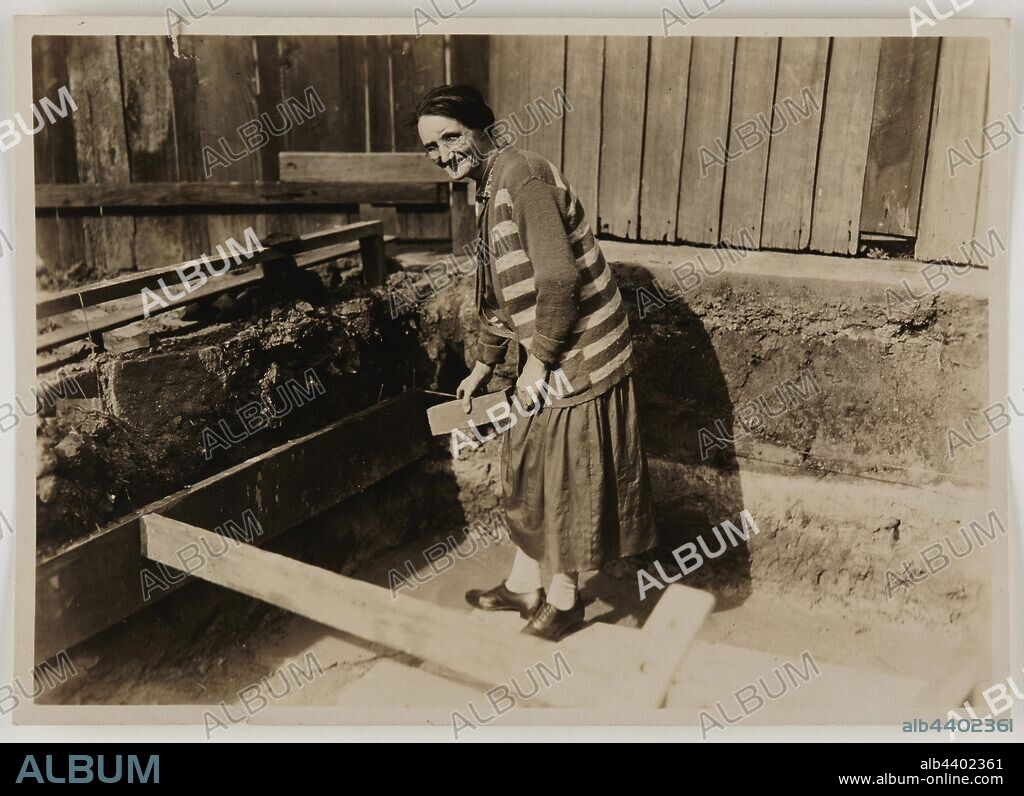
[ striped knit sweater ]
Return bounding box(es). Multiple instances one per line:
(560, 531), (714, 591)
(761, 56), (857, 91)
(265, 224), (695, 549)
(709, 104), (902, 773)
(473, 147), (634, 408)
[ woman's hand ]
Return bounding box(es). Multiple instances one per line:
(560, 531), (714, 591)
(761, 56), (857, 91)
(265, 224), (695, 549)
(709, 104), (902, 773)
(457, 361), (495, 412)
(515, 353), (549, 413)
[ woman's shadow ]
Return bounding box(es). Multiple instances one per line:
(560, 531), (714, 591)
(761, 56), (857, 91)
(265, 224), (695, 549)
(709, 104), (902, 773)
(582, 259), (750, 628)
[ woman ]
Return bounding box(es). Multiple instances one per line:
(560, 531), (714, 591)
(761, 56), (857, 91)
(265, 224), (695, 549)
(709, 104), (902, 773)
(414, 84), (658, 641)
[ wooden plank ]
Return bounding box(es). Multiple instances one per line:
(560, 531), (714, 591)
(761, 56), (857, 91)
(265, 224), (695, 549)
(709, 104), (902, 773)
(810, 37), (881, 255)
(561, 37), (604, 238)
(337, 659), (490, 707)
(390, 34), (449, 241)
(427, 389), (511, 435)
(490, 35), (530, 145)
(720, 37), (779, 248)
(31, 36), (85, 288)
(676, 37), (735, 245)
(36, 181), (443, 208)
(167, 35), (210, 259)
(118, 35), (197, 269)
(279, 36), (358, 236)
(517, 37), (566, 167)
(281, 152), (445, 184)
(390, 34), (445, 152)
(190, 36), (264, 246)
(64, 37), (136, 280)
(338, 36), (369, 153)
(639, 36), (691, 242)
(60, 38), (134, 284)
(598, 37), (649, 239)
(38, 237), (394, 352)
(366, 36), (394, 152)
(761, 37), (829, 251)
(448, 37), (489, 252)
(859, 37), (939, 237)
(450, 34), (489, 89)
(915, 38), (990, 264)
(490, 32), (569, 169)
(34, 391), (430, 664)
(141, 513), (622, 708)
(449, 183), (477, 254)
(37, 221), (383, 320)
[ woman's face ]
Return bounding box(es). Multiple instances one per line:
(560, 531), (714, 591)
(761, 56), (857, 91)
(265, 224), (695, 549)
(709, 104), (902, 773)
(417, 114), (487, 180)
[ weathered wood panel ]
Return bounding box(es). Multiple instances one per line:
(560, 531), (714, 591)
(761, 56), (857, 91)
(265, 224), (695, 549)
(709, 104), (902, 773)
(32, 36), (85, 289)
(598, 37), (648, 239)
(859, 37), (939, 238)
(719, 37), (779, 248)
(916, 38), (990, 264)
(810, 37), (881, 255)
(390, 34), (448, 240)
(119, 36), (199, 269)
(676, 36), (735, 245)
(639, 36), (691, 242)
(166, 37), (211, 258)
(761, 37), (829, 251)
(278, 36), (358, 235)
(189, 36), (265, 246)
(450, 34), (489, 89)
(64, 37), (134, 278)
(37, 181), (442, 208)
(561, 36), (604, 230)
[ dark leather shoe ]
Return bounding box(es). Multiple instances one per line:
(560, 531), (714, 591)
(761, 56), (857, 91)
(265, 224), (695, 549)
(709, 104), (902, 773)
(520, 600), (585, 642)
(465, 581), (545, 619)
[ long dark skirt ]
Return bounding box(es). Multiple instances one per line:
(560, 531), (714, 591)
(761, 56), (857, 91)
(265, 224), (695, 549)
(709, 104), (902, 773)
(500, 373), (658, 575)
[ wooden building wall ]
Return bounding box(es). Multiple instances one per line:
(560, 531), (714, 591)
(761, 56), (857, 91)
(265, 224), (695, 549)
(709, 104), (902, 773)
(488, 35), (991, 265)
(32, 34), (992, 289)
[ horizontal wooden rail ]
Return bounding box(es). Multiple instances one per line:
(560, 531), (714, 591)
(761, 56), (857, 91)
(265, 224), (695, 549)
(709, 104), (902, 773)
(35, 181), (444, 209)
(34, 390), (430, 664)
(38, 221), (383, 319)
(37, 222), (391, 352)
(280, 152), (451, 184)
(140, 512), (714, 708)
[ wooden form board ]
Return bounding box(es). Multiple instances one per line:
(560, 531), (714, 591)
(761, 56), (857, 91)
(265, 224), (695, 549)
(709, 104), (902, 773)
(37, 223), (388, 351)
(141, 513), (715, 708)
(34, 390), (430, 664)
(38, 221), (383, 318)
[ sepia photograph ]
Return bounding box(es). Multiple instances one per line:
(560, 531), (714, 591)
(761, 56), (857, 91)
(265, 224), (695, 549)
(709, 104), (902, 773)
(0, 5), (1018, 759)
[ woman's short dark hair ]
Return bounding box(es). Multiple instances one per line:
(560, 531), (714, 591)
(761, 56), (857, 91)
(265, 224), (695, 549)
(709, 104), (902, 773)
(411, 84), (496, 132)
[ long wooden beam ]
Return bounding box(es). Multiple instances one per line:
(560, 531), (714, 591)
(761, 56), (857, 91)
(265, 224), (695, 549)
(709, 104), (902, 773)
(280, 152), (450, 183)
(34, 390), (429, 664)
(36, 234), (394, 353)
(35, 181), (445, 209)
(37, 221), (384, 319)
(139, 518), (714, 708)
(141, 515), (623, 707)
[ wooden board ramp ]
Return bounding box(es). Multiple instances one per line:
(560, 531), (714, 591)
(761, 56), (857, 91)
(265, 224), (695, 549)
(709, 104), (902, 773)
(139, 513), (714, 708)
